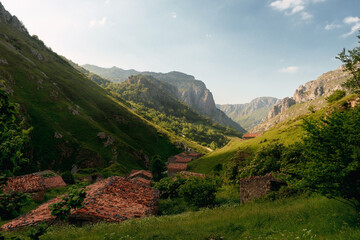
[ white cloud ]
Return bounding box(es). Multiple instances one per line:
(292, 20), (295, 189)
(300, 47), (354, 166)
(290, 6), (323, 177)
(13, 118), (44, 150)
(105, 0), (110, 4)
(205, 34), (212, 38)
(269, 0), (325, 21)
(325, 23), (341, 30)
(89, 17), (107, 28)
(301, 12), (313, 20)
(280, 66), (299, 73)
(171, 12), (177, 19)
(343, 16), (360, 37)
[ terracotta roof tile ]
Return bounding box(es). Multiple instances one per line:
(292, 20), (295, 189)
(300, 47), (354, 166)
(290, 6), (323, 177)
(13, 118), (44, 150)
(167, 163), (188, 171)
(1, 177), (159, 231)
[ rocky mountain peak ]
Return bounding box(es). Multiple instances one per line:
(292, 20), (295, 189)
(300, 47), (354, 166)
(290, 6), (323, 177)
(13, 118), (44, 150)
(0, 2), (27, 33)
(266, 97), (296, 120)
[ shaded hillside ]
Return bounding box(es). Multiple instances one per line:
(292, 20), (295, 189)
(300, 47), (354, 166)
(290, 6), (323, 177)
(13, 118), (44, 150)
(0, 3), (180, 172)
(82, 64), (245, 133)
(108, 75), (242, 149)
(217, 97), (279, 130)
(251, 66), (350, 134)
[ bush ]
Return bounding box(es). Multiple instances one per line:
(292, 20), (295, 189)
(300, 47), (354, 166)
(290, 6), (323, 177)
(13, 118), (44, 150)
(240, 143), (285, 178)
(179, 177), (218, 208)
(0, 190), (30, 220)
(153, 176), (187, 199)
(61, 171), (75, 185)
(326, 90), (346, 103)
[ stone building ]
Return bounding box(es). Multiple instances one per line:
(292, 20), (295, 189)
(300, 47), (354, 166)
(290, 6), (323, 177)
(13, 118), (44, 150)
(239, 173), (286, 204)
(167, 163), (188, 177)
(4, 170), (66, 201)
(1, 176), (160, 231)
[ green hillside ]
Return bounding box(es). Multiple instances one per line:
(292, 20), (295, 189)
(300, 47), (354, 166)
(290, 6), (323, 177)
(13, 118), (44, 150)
(4, 195), (359, 239)
(106, 75), (242, 149)
(0, 10), (182, 173)
(190, 93), (358, 174)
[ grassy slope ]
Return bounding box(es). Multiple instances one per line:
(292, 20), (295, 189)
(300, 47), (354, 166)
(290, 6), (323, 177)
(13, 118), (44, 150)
(190, 94), (358, 174)
(0, 21), (182, 172)
(4, 195), (360, 239)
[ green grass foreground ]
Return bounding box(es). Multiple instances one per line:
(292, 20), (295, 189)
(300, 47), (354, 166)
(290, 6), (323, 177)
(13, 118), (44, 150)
(4, 195), (360, 240)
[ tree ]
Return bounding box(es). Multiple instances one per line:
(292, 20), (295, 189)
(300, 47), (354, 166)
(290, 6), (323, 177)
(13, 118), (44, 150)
(292, 107), (360, 211)
(150, 155), (166, 182)
(179, 177), (218, 208)
(337, 32), (360, 93)
(0, 86), (31, 178)
(0, 86), (32, 221)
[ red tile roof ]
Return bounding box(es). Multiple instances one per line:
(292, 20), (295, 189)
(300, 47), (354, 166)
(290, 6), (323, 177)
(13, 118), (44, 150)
(128, 170), (153, 180)
(3, 171), (66, 194)
(5, 174), (45, 193)
(167, 163), (188, 171)
(243, 133), (261, 139)
(1, 177), (160, 231)
(175, 157), (193, 163)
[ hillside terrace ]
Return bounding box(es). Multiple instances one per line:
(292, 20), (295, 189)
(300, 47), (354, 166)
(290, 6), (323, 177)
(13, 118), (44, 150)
(1, 176), (160, 231)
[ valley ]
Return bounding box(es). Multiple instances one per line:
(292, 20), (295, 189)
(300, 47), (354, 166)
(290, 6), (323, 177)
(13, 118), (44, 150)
(1, 1), (360, 240)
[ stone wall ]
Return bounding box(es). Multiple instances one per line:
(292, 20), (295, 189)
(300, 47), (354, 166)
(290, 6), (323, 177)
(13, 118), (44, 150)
(240, 173), (285, 204)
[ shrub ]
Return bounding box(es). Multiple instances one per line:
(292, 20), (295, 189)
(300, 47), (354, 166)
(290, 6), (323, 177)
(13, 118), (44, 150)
(0, 190), (31, 220)
(326, 90), (346, 103)
(153, 176), (187, 199)
(61, 171), (75, 185)
(179, 177), (218, 208)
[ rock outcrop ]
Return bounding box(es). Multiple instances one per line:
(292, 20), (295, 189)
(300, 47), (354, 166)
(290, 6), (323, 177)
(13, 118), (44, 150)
(266, 97), (296, 119)
(250, 66), (351, 134)
(217, 97), (279, 130)
(0, 2), (27, 33)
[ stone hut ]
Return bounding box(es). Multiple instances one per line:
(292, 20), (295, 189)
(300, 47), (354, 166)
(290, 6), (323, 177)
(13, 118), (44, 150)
(179, 171), (205, 178)
(1, 176), (160, 231)
(127, 170), (153, 186)
(167, 163), (188, 177)
(240, 173), (286, 204)
(167, 152), (203, 164)
(4, 170), (66, 201)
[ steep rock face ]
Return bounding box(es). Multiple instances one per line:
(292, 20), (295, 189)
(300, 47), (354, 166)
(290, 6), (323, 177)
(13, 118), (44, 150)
(293, 65), (347, 103)
(250, 66), (350, 134)
(82, 65), (245, 132)
(217, 97), (279, 130)
(266, 97), (296, 119)
(0, 3), (27, 33)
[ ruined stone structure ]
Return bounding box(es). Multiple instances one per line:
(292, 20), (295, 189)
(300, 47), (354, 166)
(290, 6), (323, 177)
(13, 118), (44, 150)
(1, 176), (160, 231)
(167, 163), (188, 177)
(4, 170), (66, 201)
(240, 173), (286, 204)
(127, 170), (153, 186)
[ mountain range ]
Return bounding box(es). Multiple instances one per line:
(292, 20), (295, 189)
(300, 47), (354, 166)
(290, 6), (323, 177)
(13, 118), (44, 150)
(216, 97), (280, 131)
(82, 64), (245, 133)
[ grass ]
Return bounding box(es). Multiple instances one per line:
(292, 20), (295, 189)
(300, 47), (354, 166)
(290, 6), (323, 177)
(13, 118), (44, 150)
(0, 21), (207, 173)
(3, 195), (360, 239)
(189, 94), (359, 174)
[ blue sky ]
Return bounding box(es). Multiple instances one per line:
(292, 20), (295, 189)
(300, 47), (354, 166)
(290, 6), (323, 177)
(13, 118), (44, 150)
(2, 0), (360, 104)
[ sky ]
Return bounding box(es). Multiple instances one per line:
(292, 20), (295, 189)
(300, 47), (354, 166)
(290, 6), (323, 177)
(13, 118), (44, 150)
(2, 0), (360, 104)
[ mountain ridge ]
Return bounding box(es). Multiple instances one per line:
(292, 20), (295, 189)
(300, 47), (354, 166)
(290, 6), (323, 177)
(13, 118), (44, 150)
(217, 97), (280, 130)
(82, 64), (246, 133)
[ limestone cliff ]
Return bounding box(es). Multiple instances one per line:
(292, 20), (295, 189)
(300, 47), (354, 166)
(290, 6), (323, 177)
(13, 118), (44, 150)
(250, 66), (350, 133)
(217, 97), (279, 130)
(82, 65), (245, 132)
